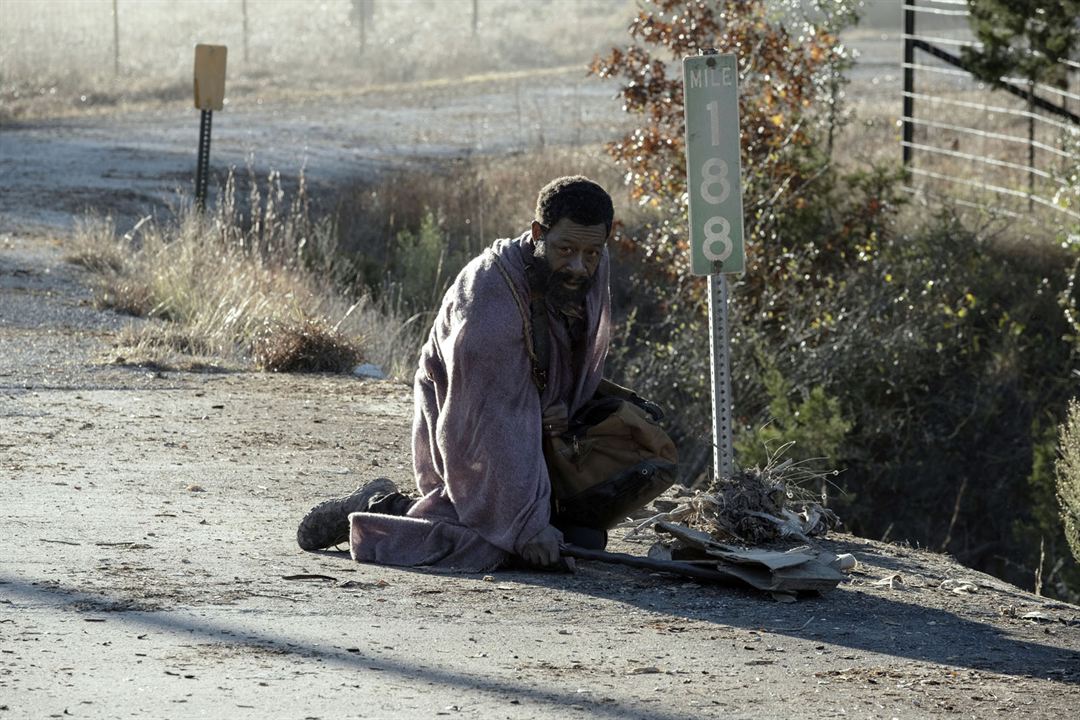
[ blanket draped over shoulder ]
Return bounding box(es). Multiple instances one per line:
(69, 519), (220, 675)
(350, 232), (611, 571)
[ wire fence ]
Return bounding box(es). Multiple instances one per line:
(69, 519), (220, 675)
(0, 0), (629, 89)
(900, 0), (1080, 228)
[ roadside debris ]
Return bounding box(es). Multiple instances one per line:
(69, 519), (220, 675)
(585, 462), (852, 598)
(563, 522), (851, 598)
(353, 363), (386, 380)
(628, 462), (840, 545)
(871, 573), (906, 591)
(940, 578), (979, 594)
(652, 520), (849, 594)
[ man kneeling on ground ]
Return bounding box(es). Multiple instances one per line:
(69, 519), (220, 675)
(297, 176), (636, 571)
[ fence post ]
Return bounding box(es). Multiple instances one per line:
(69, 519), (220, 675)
(902, 0), (915, 175)
(1028, 81), (1036, 211)
(242, 0), (249, 64)
(354, 0), (373, 55)
(112, 0), (120, 77)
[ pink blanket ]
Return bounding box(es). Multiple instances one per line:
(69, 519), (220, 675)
(350, 232), (611, 571)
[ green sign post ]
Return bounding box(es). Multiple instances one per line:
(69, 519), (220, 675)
(682, 51), (743, 481)
(684, 52), (744, 275)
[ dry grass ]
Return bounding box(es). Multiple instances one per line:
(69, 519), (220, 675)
(840, 75), (1079, 237)
(71, 146), (646, 377)
(335, 144), (650, 282)
(72, 172), (418, 376)
(252, 318), (360, 373)
(107, 323), (223, 372)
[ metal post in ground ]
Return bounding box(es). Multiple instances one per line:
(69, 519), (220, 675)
(195, 110), (213, 211)
(684, 50), (743, 484)
(112, 0), (120, 77)
(708, 267), (734, 482)
(242, 0), (250, 64)
(1028, 81), (1036, 211)
(902, 0), (915, 175)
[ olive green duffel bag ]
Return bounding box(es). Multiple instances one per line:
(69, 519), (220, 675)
(543, 386), (678, 530)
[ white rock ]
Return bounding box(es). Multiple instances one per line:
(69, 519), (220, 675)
(352, 363), (386, 380)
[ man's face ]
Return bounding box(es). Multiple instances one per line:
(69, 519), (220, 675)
(530, 218), (607, 306)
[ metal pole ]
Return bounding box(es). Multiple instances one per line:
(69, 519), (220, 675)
(1028, 81), (1035, 211)
(902, 0), (915, 173)
(195, 110), (213, 211)
(112, 0), (120, 77)
(472, 0), (478, 36)
(708, 269), (734, 481)
(357, 0), (368, 55)
(242, 0), (249, 64)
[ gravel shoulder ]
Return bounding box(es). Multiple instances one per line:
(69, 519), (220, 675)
(2, 226), (1079, 720)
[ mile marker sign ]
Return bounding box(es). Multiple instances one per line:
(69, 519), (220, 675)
(192, 44), (227, 210)
(194, 44), (227, 111)
(683, 53), (744, 276)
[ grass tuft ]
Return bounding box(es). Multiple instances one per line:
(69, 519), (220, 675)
(95, 280), (158, 317)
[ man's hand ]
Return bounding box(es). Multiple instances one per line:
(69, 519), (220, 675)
(520, 524), (563, 567)
(542, 402), (569, 437)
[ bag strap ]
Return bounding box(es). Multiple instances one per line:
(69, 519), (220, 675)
(528, 295), (551, 387)
(487, 250), (548, 392)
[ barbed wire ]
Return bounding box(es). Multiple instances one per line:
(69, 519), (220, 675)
(910, 167), (1080, 220)
(904, 91), (1079, 133)
(901, 2), (1078, 225)
(901, 116), (1076, 161)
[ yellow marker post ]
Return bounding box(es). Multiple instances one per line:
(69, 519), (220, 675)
(193, 44), (227, 210)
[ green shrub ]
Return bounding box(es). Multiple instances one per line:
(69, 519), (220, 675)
(390, 211), (463, 313)
(796, 214), (1074, 571)
(734, 364), (851, 474)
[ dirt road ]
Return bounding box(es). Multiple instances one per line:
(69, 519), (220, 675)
(2, 64), (1079, 720)
(0, 68), (626, 230)
(2, 212), (1079, 720)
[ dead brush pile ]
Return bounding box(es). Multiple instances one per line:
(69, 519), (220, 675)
(630, 459), (841, 546)
(252, 318), (361, 373)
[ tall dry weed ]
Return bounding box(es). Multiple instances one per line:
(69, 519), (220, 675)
(1059, 398), (1080, 565)
(334, 146), (644, 303)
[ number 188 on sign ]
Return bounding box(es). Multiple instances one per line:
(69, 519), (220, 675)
(683, 53), (745, 276)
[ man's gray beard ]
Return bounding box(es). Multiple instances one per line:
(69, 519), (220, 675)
(531, 243), (595, 311)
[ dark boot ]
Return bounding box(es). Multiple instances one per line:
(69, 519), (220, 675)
(296, 477), (398, 551)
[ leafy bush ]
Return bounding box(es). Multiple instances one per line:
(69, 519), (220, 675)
(734, 365), (851, 475)
(593, 0), (1080, 597)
